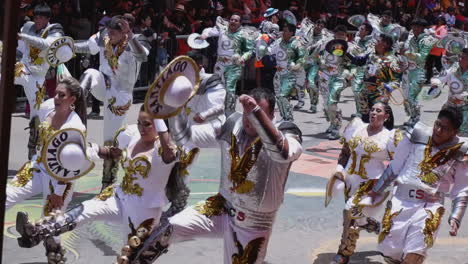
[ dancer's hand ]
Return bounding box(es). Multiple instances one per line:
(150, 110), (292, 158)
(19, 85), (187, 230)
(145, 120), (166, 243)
(239, 94), (258, 114)
(367, 190), (379, 203)
(449, 219), (459, 236)
(119, 19), (133, 39)
(193, 113), (205, 123)
(109, 147), (123, 160)
(47, 194), (64, 210)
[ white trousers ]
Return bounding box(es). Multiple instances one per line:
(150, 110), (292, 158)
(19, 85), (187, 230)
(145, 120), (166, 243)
(15, 70), (46, 119)
(74, 194), (162, 239)
(344, 175), (386, 225)
(103, 87), (132, 144)
(6, 168), (74, 215)
(377, 196), (444, 261)
(169, 206), (271, 264)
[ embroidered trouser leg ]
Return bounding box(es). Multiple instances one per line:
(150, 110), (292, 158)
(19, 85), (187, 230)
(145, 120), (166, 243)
(170, 206), (271, 264)
(351, 68), (366, 116)
(15, 70), (46, 119)
(325, 76), (345, 130)
(306, 64), (319, 108)
(377, 197), (444, 262)
(215, 61), (242, 115)
(295, 69), (306, 105)
(6, 165), (43, 210)
(402, 69), (425, 123)
(102, 87), (132, 187)
(275, 71), (296, 121)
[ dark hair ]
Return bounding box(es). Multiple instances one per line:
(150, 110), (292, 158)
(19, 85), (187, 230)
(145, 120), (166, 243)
(379, 34), (394, 50)
(249, 88), (276, 114)
(411, 18), (428, 27)
(436, 16), (446, 25)
(231, 13), (242, 19)
(108, 15), (124, 31)
(334, 25), (348, 34)
(283, 22), (296, 34)
(138, 12), (151, 25)
(438, 107), (463, 129)
(316, 19), (326, 26)
(33, 3), (52, 18)
(186, 50), (204, 66)
(463, 48), (468, 56)
(59, 77), (87, 127)
(382, 10), (393, 17)
(123, 13), (135, 28)
(372, 101), (394, 130)
(362, 22), (373, 35)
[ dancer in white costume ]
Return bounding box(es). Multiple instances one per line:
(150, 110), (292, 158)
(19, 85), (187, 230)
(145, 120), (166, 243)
(8, 77), (90, 264)
(77, 15), (149, 189)
(13, 3), (69, 159)
(197, 14), (254, 116)
(125, 87), (302, 264)
(183, 51), (226, 148)
(15, 107), (198, 264)
(326, 102), (403, 264)
(367, 107), (468, 264)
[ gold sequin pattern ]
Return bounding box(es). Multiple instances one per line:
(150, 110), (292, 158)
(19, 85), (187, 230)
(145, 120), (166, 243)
(378, 201), (402, 243)
(34, 82), (46, 110)
(347, 136), (361, 175)
(228, 134), (263, 194)
(423, 207), (445, 248)
(352, 180), (375, 206)
(10, 161), (39, 187)
(15, 62), (26, 78)
(95, 186), (115, 201)
(178, 147), (200, 177)
(393, 129), (403, 147)
(104, 35), (128, 72)
(107, 97), (132, 116)
(36, 122), (57, 162)
(121, 156), (151, 196)
(231, 232), (265, 264)
(194, 193), (226, 217)
(418, 137), (463, 185)
(357, 140), (381, 179)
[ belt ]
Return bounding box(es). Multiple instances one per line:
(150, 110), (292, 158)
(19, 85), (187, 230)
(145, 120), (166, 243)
(394, 184), (444, 204)
(218, 56), (233, 63)
(224, 201), (276, 231)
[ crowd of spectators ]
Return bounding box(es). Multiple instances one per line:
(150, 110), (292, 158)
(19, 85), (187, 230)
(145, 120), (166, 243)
(8, 0), (468, 87)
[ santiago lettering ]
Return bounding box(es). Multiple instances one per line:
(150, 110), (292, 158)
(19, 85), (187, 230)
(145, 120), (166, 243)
(46, 132), (80, 178)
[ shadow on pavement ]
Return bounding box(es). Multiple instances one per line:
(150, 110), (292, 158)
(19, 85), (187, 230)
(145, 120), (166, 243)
(313, 251), (383, 264)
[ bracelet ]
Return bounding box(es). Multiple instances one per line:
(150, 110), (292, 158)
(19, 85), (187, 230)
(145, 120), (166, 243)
(252, 105), (261, 113)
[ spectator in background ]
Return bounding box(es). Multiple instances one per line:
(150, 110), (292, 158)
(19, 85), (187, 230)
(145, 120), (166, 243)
(445, 6), (457, 27)
(426, 16), (448, 82)
(163, 4), (192, 57)
(227, 0), (245, 16)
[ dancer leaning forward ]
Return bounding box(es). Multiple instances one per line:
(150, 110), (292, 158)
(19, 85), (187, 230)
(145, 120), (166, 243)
(111, 55), (303, 262)
(14, 58), (202, 264)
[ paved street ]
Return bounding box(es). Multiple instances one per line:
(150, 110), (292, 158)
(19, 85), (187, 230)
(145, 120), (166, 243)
(3, 86), (468, 264)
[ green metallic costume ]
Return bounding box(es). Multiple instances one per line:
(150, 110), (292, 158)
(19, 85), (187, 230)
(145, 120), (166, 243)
(261, 36), (305, 121)
(348, 34), (376, 117)
(318, 46), (351, 139)
(202, 22), (254, 116)
(297, 30), (334, 112)
(402, 32), (437, 127)
(431, 62), (468, 136)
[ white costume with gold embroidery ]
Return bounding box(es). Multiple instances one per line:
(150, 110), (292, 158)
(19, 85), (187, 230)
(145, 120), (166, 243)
(79, 30), (149, 145)
(6, 99), (85, 215)
(371, 124), (468, 261)
(14, 22), (64, 118)
(37, 123), (176, 243)
(327, 118), (401, 262)
(184, 70), (226, 148)
(339, 118), (401, 220)
(168, 112), (302, 264)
